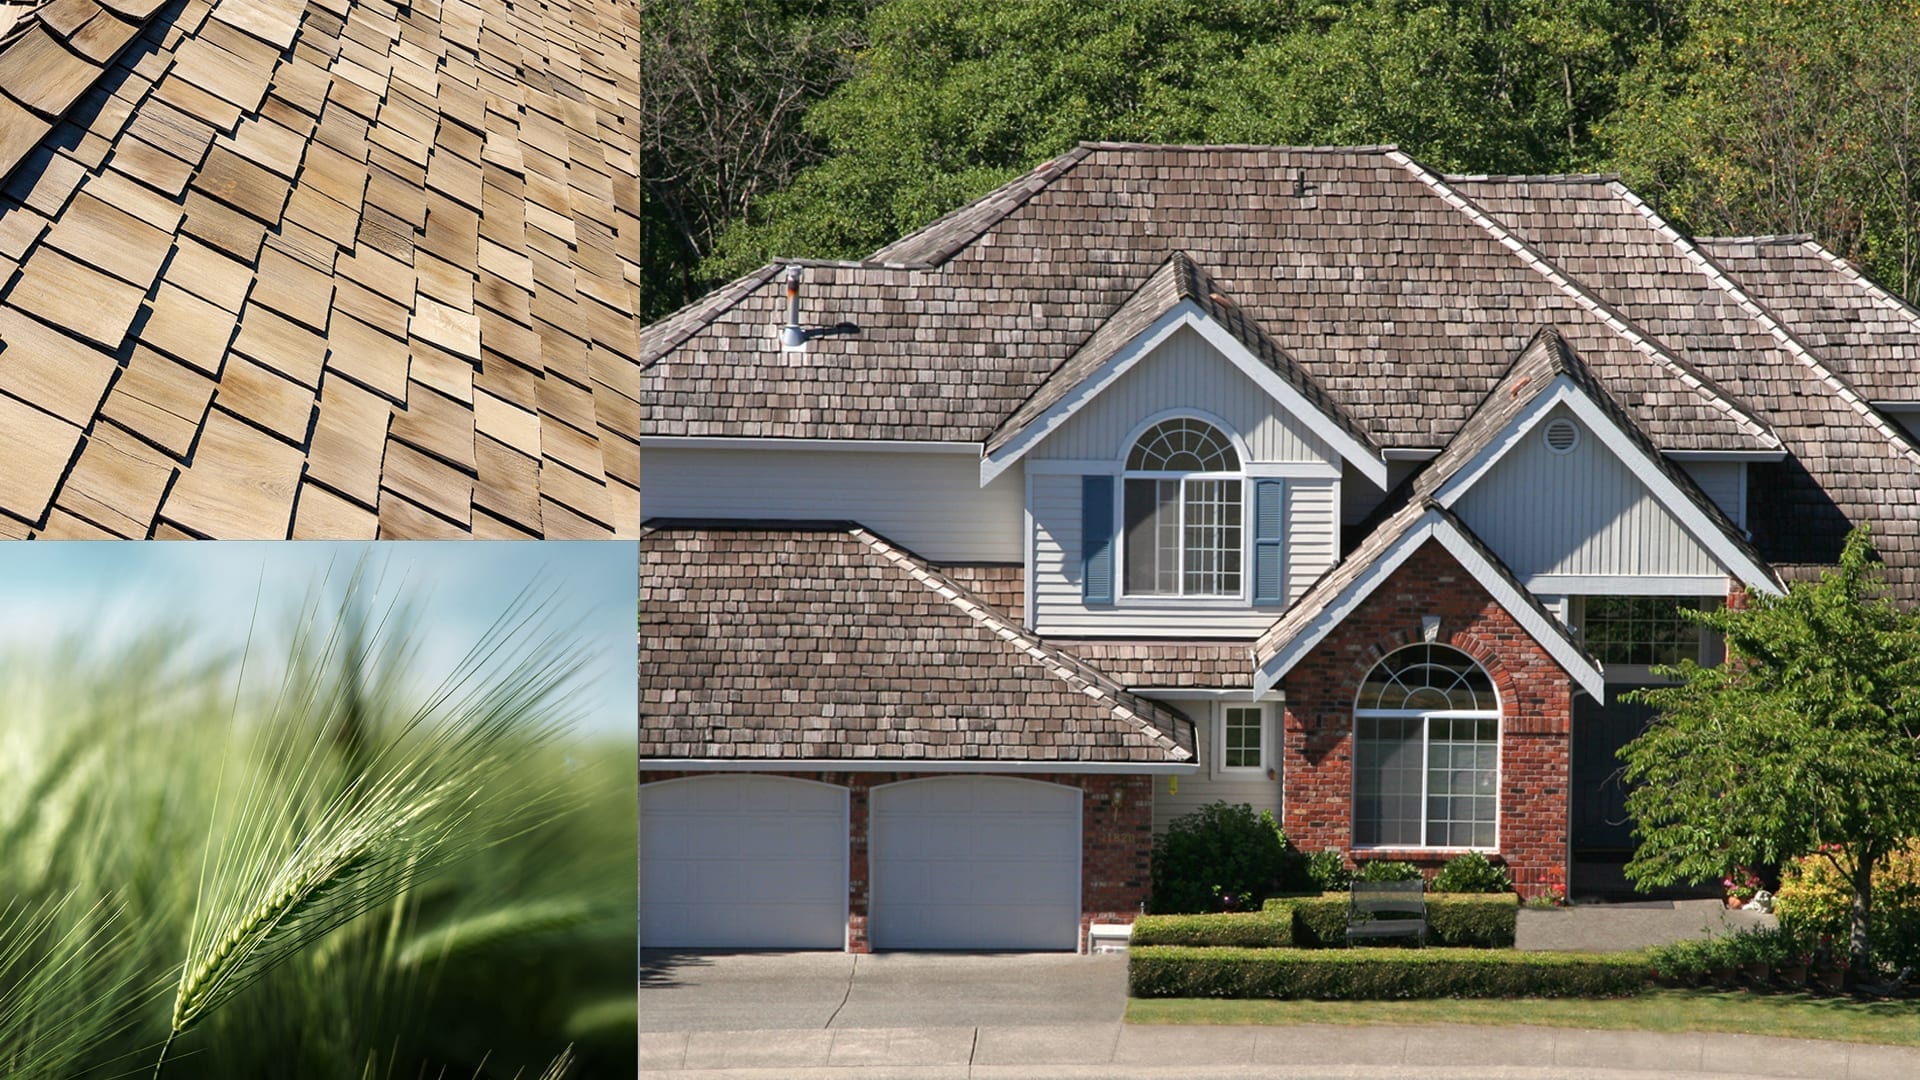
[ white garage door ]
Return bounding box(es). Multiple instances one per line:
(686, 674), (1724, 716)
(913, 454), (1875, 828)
(641, 776), (848, 949)
(870, 777), (1081, 951)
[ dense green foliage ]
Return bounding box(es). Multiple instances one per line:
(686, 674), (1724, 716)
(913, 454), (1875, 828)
(1621, 527), (1920, 977)
(1352, 860), (1423, 883)
(644, 0), (1920, 314)
(1129, 946), (1647, 999)
(1130, 908), (1294, 948)
(1774, 842), (1920, 974)
(1150, 802), (1290, 914)
(1433, 852), (1515, 894)
(0, 590), (634, 1079)
(1281, 893), (1517, 949)
(1301, 849), (1351, 893)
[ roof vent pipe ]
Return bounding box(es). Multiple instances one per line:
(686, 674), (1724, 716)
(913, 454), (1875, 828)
(780, 265), (807, 348)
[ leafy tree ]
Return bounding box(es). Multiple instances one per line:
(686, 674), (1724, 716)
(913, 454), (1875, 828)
(1621, 527), (1920, 977)
(1605, 0), (1920, 299)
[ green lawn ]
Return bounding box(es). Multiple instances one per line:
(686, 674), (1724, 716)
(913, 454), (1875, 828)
(1127, 991), (1920, 1046)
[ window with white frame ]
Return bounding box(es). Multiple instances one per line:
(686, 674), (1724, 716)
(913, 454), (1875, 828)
(1576, 596), (1710, 668)
(1352, 644), (1499, 849)
(1216, 704), (1268, 775)
(1122, 418), (1243, 597)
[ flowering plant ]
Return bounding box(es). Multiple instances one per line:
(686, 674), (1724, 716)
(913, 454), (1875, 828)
(1723, 868), (1762, 900)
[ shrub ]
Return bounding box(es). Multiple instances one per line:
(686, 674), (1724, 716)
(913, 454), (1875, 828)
(1128, 946), (1647, 999)
(1130, 907), (1294, 948)
(1433, 853), (1513, 894)
(1772, 843), (1920, 973)
(1353, 860), (1422, 882)
(1302, 849), (1350, 892)
(1150, 802), (1289, 914)
(1647, 926), (1814, 983)
(1282, 892), (1516, 948)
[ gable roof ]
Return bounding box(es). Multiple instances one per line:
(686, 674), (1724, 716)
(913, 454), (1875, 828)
(0, 0), (640, 538)
(1251, 497), (1605, 700)
(981, 250), (1384, 486)
(1401, 327), (1778, 594)
(639, 521), (1199, 769)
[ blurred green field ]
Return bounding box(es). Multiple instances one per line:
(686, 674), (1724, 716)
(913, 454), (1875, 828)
(0, 588), (636, 1079)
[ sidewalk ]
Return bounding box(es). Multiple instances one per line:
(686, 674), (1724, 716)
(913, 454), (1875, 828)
(641, 1021), (1919, 1078)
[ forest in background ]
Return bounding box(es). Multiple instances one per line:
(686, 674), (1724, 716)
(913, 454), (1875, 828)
(640, 0), (1920, 322)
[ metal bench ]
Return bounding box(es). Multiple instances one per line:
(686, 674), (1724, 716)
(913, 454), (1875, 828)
(1345, 879), (1428, 946)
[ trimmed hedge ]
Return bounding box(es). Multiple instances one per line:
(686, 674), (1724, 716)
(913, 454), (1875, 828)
(1130, 908), (1293, 948)
(1268, 892), (1518, 949)
(1129, 946), (1648, 999)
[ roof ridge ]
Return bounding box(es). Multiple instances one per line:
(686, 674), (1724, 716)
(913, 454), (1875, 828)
(849, 526), (1196, 762)
(1389, 151), (1782, 451)
(1787, 236), (1920, 335)
(1078, 140), (1402, 154)
(1605, 181), (1920, 468)
(866, 146), (1093, 268)
(639, 263), (780, 367)
(1698, 233), (1817, 245)
(1447, 172), (1622, 184)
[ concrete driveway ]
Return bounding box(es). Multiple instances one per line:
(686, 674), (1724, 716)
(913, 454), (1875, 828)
(639, 950), (1128, 1031)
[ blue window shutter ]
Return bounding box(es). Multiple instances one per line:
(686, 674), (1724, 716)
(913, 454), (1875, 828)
(1082, 475), (1114, 605)
(1252, 479), (1285, 605)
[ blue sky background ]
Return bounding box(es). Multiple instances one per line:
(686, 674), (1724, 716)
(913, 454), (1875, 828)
(0, 542), (637, 740)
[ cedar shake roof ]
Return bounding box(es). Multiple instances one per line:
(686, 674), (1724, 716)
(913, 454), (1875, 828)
(1449, 178), (1920, 599)
(0, 0), (640, 538)
(1047, 639), (1253, 690)
(984, 249), (1376, 459)
(639, 522), (1198, 765)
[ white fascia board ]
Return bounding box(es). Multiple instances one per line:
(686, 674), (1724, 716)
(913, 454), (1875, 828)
(1244, 462), (1342, 479)
(1431, 380), (1782, 597)
(1430, 525), (1606, 701)
(1139, 688), (1275, 700)
(1254, 515), (1439, 696)
(981, 304), (1199, 485)
(1523, 574), (1732, 596)
(643, 436), (981, 455)
(981, 301), (1390, 488)
(638, 757), (1200, 775)
(1252, 511), (1607, 700)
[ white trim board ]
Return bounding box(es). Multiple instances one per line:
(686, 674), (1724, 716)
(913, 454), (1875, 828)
(639, 758), (1202, 775)
(1429, 376), (1780, 597)
(981, 301), (1389, 488)
(1523, 574), (1730, 596)
(1254, 510), (1606, 700)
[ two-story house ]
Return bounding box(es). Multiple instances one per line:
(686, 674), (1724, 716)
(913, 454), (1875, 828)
(640, 143), (1920, 953)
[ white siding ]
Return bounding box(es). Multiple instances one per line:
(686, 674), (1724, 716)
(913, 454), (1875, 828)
(1287, 478), (1339, 600)
(1032, 326), (1336, 465)
(642, 448), (1023, 562)
(1151, 701), (1282, 834)
(1454, 405), (1722, 581)
(1677, 460), (1746, 531)
(1031, 472), (1326, 636)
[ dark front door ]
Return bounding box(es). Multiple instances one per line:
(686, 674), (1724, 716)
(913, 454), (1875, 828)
(1571, 685), (1661, 856)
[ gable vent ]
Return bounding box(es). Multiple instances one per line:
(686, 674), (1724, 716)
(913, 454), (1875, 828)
(1543, 417), (1580, 454)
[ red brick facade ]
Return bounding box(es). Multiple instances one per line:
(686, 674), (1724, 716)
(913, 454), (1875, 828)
(1279, 539), (1574, 898)
(637, 769), (1155, 952)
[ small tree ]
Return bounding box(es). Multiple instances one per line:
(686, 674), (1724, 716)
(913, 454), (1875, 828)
(1621, 526), (1920, 977)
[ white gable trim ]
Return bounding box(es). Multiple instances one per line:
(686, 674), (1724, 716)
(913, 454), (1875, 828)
(1253, 511), (1606, 700)
(639, 758), (1200, 775)
(642, 436), (982, 454)
(1430, 377), (1781, 597)
(981, 301), (1387, 488)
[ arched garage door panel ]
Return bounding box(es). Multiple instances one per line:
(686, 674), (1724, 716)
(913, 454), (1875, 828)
(870, 777), (1080, 951)
(641, 776), (847, 949)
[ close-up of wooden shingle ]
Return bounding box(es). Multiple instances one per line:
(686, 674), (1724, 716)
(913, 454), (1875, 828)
(0, 0), (639, 537)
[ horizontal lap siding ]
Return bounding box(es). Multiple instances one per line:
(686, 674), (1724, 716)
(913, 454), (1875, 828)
(1678, 460), (1745, 531)
(1150, 701), (1281, 834)
(1454, 405), (1720, 580)
(643, 448), (1024, 562)
(1031, 326), (1334, 464)
(1287, 479), (1337, 602)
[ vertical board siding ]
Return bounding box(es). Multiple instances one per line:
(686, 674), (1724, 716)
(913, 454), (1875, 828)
(1032, 326), (1335, 464)
(1454, 405), (1720, 580)
(1678, 460), (1746, 531)
(644, 449), (1024, 562)
(1151, 701), (1282, 834)
(1286, 479), (1337, 601)
(1031, 473), (1318, 636)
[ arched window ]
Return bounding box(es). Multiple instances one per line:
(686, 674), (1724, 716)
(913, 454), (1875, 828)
(1353, 644), (1499, 849)
(1122, 418), (1243, 596)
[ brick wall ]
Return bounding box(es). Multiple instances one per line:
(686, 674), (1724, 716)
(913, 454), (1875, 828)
(1279, 539), (1573, 898)
(638, 769), (1155, 952)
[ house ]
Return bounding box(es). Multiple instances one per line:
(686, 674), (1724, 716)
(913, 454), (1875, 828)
(639, 143), (1920, 953)
(0, 0), (640, 538)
